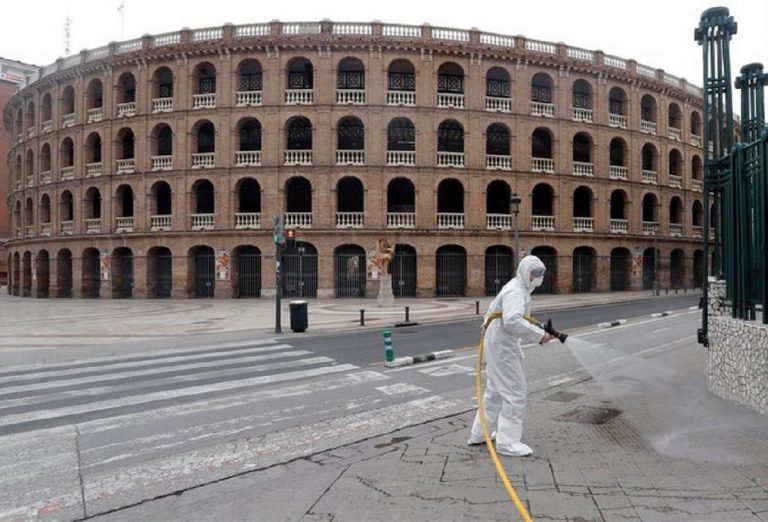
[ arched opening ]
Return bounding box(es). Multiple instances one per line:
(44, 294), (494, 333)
(670, 249), (685, 289)
(437, 178), (464, 228)
(643, 247), (659, 290)
(56, 249), (73, 298)
(610, 189), (628, 220)
(285, 177), (312, 213)
(387, 118), (415, 156)
(22, 251), (32, 297)
(610, 247), (631, 291)
(436, 245), (466, 297)
(117, 72), (136, 105)
(334, 244), (366, 297)
(147, 246), (172, 298)
(236, 177), (261, 215)
(287, 58), (314, 89)
(486, 67), (510, 99)
(112, 247), (134, 298)
(485, 245), (513, 295)
(437, 119), (464, 152)
(283, 242), (318, 298)
(387, 59), (415, 92)
(531, 246), (557, 294)
(437, 62), (464, 94)
(189, 245), (215, 298)
(572, 132), (592, 163)
(337, 177), (364, 213)
(532, 127), (553, 158)
(193, 62), (217, 94)
(237, 59), (263, 93)
(151, 181), (173, 229)
(152, 66), (174, 100)
(233, 245), (261, 298)
(572, 79), (593, 110)
(573, 246), (595, 293)
(286, 116), (313, 151)
(36, 249), (50, 298)
(337, 57), (365, 90)
(81, 248), (101, 298)
(391, 244), (417, 297)
(486, 123), (510, 156)
(337, 116), (364, 151)
(609, 87), (627, 116)
(531, 72), (553, 103)
(486, 180), (511, 216)
(641, 94), (657, 123)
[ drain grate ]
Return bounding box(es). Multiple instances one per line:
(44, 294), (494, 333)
(544, 391), (583, 403)
(556, 405), (622, 425)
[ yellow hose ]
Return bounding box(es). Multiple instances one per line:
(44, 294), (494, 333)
(476, 316), (534, 522)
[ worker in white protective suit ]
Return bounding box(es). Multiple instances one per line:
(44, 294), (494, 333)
(468, 255), (554, 457)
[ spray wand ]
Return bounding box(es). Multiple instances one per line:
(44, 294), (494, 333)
(524, 316), (568, 343)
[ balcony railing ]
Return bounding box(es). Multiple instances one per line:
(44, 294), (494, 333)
(235, 212), (261, 229)
(532, 215), (555, 231)
(486, 214), (512, 230)
(41, 170), (52, 184)
(437, 93), (465, 109)
(336, 89), (365, 104)
(437, 152), (465, 168)
(573, 161), (593, 176)
(14, 227), (20, 239)
(191, 153), (215, 169)
(62, 113), (75, 127)
(235, 91), (263, 106)
(642, 170), (657, 184)
(670, 223), (683, 237)
(387, 91), (415, 106)
(25, 225), (33, 238)
(87, 107), (103, 123)
(609, 165), (628, 180)
(437, 212), (465, 229)
(41, 120), (53, 133)
(530, 101), (554, 117)
(691, 134), (702, 147)
(284, 212), (312, 228)
(387, 212), (415, 228)
(669, 174), (682, 188)
(668, 127), (681, 141)
(61, 220), (74, 235)
(486, 155), (512, 170)
(85, 218), (102, 234)
(86, 162), (103, 177)
(572, 107), (593, 122)
(693, 225), (703, 238)
(116, 216), (134, 233)
(285, 89), (313, 105)
(152, 97), (173, 113)
(336, 212), (364, 228)
(191, 213), (214, 230)
(41, 222), (52, 237)
(609, 114), (627, 128)
(150, 215), (172, 231)
(235, 151), (262, 167)
(116, 158), (135, 175)
(336, 150), (365, 165)
(641, 120), (657, 134)
(485, 97), (511, 112)
(573, 217), (594, 232)
(386, 151), (416, 166)
(151, 155), (173, 171)
(27, 127), (35, 139)
(26, 176), (34, 187)
(117, 102), (136, 117)
(692, 179), (703, 192)
(642, 221), (659, 235)
(610, 219), (629, 234)
(532, 157), (555, 173)
(192, 93), (216, 109)
(285, 150), (312, 165)
(60, 166), (75, 180)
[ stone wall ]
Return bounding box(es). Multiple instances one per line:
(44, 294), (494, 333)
(707, 278), (768, 415)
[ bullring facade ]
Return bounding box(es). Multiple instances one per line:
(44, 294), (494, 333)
(4, 21), (707, 298)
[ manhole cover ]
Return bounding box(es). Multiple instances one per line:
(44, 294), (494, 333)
(556, 406), (622, 425)
(544, 391), (583, 403)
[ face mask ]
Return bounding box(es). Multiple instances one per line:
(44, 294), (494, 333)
(531, 276), (544, 288)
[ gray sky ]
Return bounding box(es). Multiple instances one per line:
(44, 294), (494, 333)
(2, 0), (767, 90)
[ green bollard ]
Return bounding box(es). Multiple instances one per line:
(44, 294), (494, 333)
(383, 330), (394, 362)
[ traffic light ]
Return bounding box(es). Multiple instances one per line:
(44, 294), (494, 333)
(285, 228), (296, 249)
(272, 214), (284, 244)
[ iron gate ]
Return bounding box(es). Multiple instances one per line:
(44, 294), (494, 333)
(572, 254), (593, 293)
(436, 248), (466, 297)
(194, 250), (215, 298)
(82, 252), (100, 298)
(237, 247), (261, 297)
(58, 253), (73, 298)
(334, 246), (366, 298)
(485, 247), (512, 296)
(392, 246), (417, 297)
(155, 253), (172, 298)
(531, 250), (556, 294)
(670, 253), (685, 289)
(282, 243), (318, 298)
(610, 252), (630, 291)
(114, 253), (134, 298)
(643, 250), (656, 290)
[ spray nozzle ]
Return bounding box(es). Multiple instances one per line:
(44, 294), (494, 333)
(525, 316), (568, 343)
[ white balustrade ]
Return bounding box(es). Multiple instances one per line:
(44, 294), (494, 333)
(573, 217), (594, 232)
(193, 27), (223, 41)
(669, 175), (682, 188)
(382, 24), (421, 37)
(437, 213), (465, 229)
(235, 23), (270, 37)
(693, 226), (703, 238)
(235, 213), (261, 229)
(15, 179), (20, 189)
(62, 113), (75, 127)
(386, 151), (416, 166)
(332, 23), (372, 35)
(284, 150), (313, 165)
(60, 166), (74, 180)
(116, 216), (134, 233)
(25, 225), (33, 238)
(61, 221), (74, 235)
(87, 107), (103, 123)
(610, 219), (629, 234)
(637, 64), (657, 78)
(709, 229), (716, 240)
(437, 152), (465, 168)
(479, 33), (514, 47)
(117, 102), (136, 117)
(691, 134), (702, 147)
(191, 213), (214, 230)
(670, 223), (683, 237)
(336, 212), (364, 228)
(567, 47), (595, 63)
(432, 28), (469, 42)
(486, 214), (512, 230)
(151, 155), (173, 171)
(642, 170), (658, 184)
(609, 114), (627, 128)
(14, 227), (20, 239)
(282, 23), (321, 35)
(86, 218), (102, 234)
(532, 157), (555, 173)
(284, 212), (312, 228)
(41, 222), (52, 237)
(41, 170), (52, 184)
(152, 97), (173, 113)
(41, 120), (53, 133)
(572, 107), (593, 122)
(641, 120), (657, 134)
(27, 127), (35, 139)
(192, 93), (216, 109)
(150, 215), (172, 231)
(387, 91), (416, 106)
(573, 162), (594, 176)
(86, 162), (103, 177)
(437, 93), (465, 108)
(668, 127), (681, 141)
(691, 179), (703, 191)
(336, 150), (365, 165)
(486, 155), (512, 170)
(387, 212), (416, 228)
(191, 153), (215, 169)
(116, 158), (135, 174)
(336, 89), (365, 104)
(235, 91), (263, 106)
(642, 221), (659, 235)
(485, 97), (511, 112)
(530, 101), (555, 117)
(153, 31), (181, 47)
(285, 89), (313, 105)
(609, 165), (628, 180)
(26, 176), (34, 187)
(525, 39), (556, 54)
(531, 215), (555, 231)
(235, 151), (262, 166)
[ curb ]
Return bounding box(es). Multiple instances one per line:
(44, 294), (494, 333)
(385, 349), (454, 368)
(650, 311), (673, 318)
(597, 319), (627, 328)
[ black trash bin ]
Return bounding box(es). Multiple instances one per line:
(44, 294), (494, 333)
(289, 300), (308, 332)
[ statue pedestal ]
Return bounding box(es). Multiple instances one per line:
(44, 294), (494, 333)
(377, 274), (395, 307)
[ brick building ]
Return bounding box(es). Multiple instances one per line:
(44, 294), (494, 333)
(3, 21), (707, 299)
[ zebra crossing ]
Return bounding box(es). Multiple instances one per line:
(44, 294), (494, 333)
(0, 339), (469, 520)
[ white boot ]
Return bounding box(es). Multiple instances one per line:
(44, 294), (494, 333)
(496, 441), (533, 457)
(467, 431), (496, 446)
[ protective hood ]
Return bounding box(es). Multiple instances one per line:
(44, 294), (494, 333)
(516, 255), (546, 292)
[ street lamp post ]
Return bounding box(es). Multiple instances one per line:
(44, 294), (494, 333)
(653, 205), (660, 296)
(510, 193), (522, 271)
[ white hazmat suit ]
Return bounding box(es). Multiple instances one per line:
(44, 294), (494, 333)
(469, 255), (548, 456)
